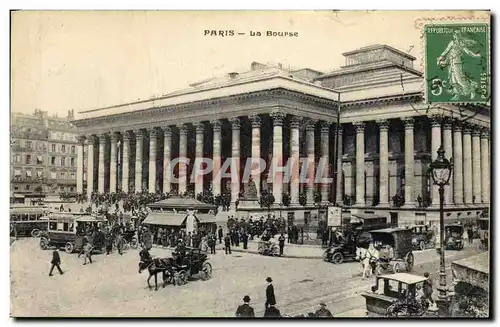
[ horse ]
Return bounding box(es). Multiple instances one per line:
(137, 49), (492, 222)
(138, 249), (174, 291)
(355, 246), (378, 280)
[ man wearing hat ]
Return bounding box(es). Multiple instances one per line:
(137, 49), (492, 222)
(314, 303), (333, 317)
(265, 277), (276, 309)
(235, 295), (255, 317)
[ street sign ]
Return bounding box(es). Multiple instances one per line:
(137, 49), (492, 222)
(327, 206), (342, 227)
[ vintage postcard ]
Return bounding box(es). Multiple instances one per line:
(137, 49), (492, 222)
(10, 10), (491, 318)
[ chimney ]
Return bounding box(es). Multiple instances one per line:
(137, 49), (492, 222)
(228, 72), (239, 79)
(251, 62), (267, 71)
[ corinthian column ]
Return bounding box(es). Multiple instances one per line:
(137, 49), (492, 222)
(194, 123), (205, 195)
(377, 120), (389, 206)
(178, 124), (188, 194)
(402, 118), (415, 207)
(148, 128), (158, 192)
(453, 123), (464, 206)
(86, 135), (96, 199)
(354, 122), (365, 206)
(229, 117), (241, 206)
(442, 121), (453, 206)
(76, 136), (85, 194)
(271, 110), (285, 205)
(109, 132), (118, 193)
(290, 116), (301, 205)
(480, 129), (490, 204)
(98, 133), (107, 193)
(163, 127), (172, 194)
(430, 117), (442, 207)
(462, 125), (473, 205)
(211, 120), (222, 196)
(335, 125), (343, 205)
(122, 131), (131, 193)
(135, 129), (144, 193)
(305, 119), (316, 205)
(320, 121), (330, 204)
(250, 115), (261, 197)
(472, 128), (482, 205)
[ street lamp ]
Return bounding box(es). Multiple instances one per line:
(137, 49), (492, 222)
(428, 145), (453, 316)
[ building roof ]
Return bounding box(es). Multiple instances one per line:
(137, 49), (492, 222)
(379, 273), (428, 284)
(143, 212), (187, 226)
(147, 196), (216, 210)
(342, 44), (416, 60)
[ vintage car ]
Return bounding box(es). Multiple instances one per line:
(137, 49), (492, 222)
(323, 228), (370, 264)
(444, 223), (464, 250)
(362, 273), (430, 317)
(370, 228), (414, 275)
(39, 212), (107, 253)
(10, 205), (50, 237)
(410, 224), (435, 251)
(174, 247), (212, 285)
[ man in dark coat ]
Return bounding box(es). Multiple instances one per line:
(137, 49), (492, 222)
(241, 230), (249, 250)
(265, 277), (276, 309)
(264, 304), (281, 318)
(208, 233), (216, 254)
(104, 232), (113, 255)
(235, 295), (255, 317)
(224, 233), (232, 254)
(314, 303), (333, 317)
(217, 226), (223, 244)
(49, 249), (64, 276)
(278, 233), (285, 256)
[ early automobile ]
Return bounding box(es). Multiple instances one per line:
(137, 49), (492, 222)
(370, 228), (414, 275)
(361, 273), (430, 317)
(444, 223), (464, 250)
(258, 240), (280, 256)
(410, 224), (435, 251)
(10, 205), (50, 237)
(39, 212), (107, 253)
(174, 247), (213, 285)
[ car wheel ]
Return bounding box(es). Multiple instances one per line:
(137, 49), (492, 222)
(201, 262), (212, 280)
(392, 262), (401, 273)
(65, 242), (74, 253)
(332, 252), (344, 264)
(322, 251), (330, 262)
(31, 229), (41, 238)
(39, 238), (48, 250)
(419, 241), (425, 251)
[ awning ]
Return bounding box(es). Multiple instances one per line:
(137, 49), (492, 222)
(143, 212), (187, 226)
(452, 252), (489, 290)
(196, 214), (216, 224)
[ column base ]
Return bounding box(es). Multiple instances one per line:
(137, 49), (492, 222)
(402, 202), (415, 208)
(354, 202), (365, 208)
(320, 201), (331, 206)
(376, 202), (390, 208)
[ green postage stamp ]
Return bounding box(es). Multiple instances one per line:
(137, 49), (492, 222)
(425, 24), (490, 104)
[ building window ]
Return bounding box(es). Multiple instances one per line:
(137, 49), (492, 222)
(26, 184), (31, 190)
(61, 172), (66, 179)
(51, 156), (56, 165)
(70, 172), (76, 179)
(36, 171), (43, 179)
(14, 169), (21, 177)
(15, 154), (21, 163)
(69, 186), (75, 192)
(50, 171), (57, 179)
(14, 185), (19, 191)
(26, 141), (32, 149)
(71, 146), (75, 154)
(36, 155), (43, 164)
(52, 144), (56, 152)
(26, 170), (32, 179)
(61, 157), (66, 166)
(26, 154), (31, 164)
(61, 145), (66, 153)
(70, 158), (75, 167)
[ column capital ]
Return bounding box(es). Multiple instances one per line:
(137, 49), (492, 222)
(249, 115), (261, 128)
(110, 132), (120, 142)
(229, 117), (240, 130)
(462, 124), (472, 135)
(453, 122), (462, 133)
(270, 110), (286, 126)
(123, 130), (133, 141)
(401, 117), (414, 130)
(195, 122), (205, 134)
(211, 120), (222, 132)
(134, 129), (145, 138)
(290, 116), (302, 129)
(320, 121), (330, 134)
(98, 133), (109, 143)
(305, 119), (317, 131)
(149, 127), (159, 138)
(472, 127), (482, 137)
(333, 124), (343, 135)
(353, 121), (365, 133)
(77, 135), (86, 144)
(481, 129), (490, 139)
(376, 119), (389, 131)
(178, 124), (189, 136)
(163, 126), (172, 138)
(428, 115), (442, 128)
(442, 120), (452, 130)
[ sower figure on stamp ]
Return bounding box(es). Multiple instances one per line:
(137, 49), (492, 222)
(49, 248), (64, 276)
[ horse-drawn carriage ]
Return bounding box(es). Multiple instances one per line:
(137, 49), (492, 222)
(444, 223), (464, 250)
(362, 273), (430, 317)
(39, 212), (107, 253)
(370, 228), (414, 275)
(258, 240), (280, 256)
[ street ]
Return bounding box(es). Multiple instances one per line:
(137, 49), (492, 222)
(10, 238), (484, 317)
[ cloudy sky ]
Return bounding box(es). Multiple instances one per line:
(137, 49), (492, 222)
(11, 10), (487, 117)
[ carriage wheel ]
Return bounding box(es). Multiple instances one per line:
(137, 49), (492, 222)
(130, 238), (139, 249)
(178, 271), (188, 285)
(65, 242), (74, 254)
(392, 262), (401, 273)
(322, 251), (329, 262)
(419, 241), (425, 251)
(332, 252), (344, 264)
(201, 262), (212, 280)
(405, 253), (414, 272)
(258, 246), (264, 255)
(39, 237), (48, 250)
(375, 263), (383, 276)
(31, 229), (41, 238)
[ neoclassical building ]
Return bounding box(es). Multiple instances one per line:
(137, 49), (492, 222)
(73, 44), (490, 226)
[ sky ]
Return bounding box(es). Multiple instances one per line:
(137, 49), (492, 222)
(11, 10), (488, 117)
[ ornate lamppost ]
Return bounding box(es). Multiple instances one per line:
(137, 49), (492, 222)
(428, 145), (453, 316)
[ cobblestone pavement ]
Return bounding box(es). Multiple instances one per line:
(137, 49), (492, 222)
(10, 238), (483, 317)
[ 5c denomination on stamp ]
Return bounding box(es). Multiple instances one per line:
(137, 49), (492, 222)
(424, 24), (490, 104)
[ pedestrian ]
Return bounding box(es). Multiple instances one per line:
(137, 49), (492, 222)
(208, 234), (216, 254)
(265, 277), (276, 309)
(242, 230), (248, 250)
(104, 232), (113, 255)
(235, 295), (255, 317)
(423, 272), (434, 304)
(322, 229), (329, 247)
(224, 233), (232, 255)
(278, 233), (285, 256)
(49, 248), (64, 276)
(263, 304), (281, 318)
(314, 303), (333, 317)
(218, 226), (223, 244)
(116, 233), (124, 255)
(83, 242), (93, 265)
(467, 227), (474, 245)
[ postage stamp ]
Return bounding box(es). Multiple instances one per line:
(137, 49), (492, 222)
(424, 23), (490, 104)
